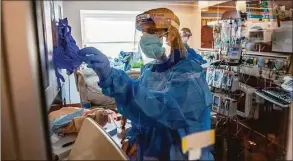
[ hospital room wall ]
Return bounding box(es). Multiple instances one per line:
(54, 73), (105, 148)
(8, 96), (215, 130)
(62, 1), (201, 104)
(63, 1), (201, 48)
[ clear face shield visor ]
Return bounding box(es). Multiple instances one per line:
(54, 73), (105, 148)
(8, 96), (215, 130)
(133, 13), (179, 64)
(180, 30), (191, 44)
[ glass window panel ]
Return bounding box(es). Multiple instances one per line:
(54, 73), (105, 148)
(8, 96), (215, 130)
(84, 18), (136, 42)
(84, 43), (135, 59)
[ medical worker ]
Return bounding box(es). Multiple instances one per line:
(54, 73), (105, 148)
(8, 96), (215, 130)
(81, 8), (213, 160)
(181, 28), (207, 65)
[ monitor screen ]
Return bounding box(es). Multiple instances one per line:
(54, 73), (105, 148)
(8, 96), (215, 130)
(213, 96), (220, 107)
(220, 100), (225, 110)
(228, 52), (240, 57)
(214, 70), (221, 82)
(222, 73), (228, 84)
(228, 46), (241, 57)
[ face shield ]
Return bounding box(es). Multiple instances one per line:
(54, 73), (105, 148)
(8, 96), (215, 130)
(133, 11), (180, 65)
(180, 30), (191, 44)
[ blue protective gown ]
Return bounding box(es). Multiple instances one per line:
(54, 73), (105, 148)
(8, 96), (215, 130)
(184, 43), (207, 65)
(99, 49), (213, 160)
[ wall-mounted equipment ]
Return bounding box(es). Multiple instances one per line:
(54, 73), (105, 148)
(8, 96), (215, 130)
(212, 93), (237, 117)
(240, 51), (291, 83)
(233, 82), (258, 119)
(246, 22), (277, 52)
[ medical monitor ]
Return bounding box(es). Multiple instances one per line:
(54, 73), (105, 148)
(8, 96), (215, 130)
(233, 82), (258, 119)
(212, 94), (222, 112)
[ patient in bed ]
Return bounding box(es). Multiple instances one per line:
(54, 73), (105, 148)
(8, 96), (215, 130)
(51, 66), (127, 136)
(49, 107), (111, 135)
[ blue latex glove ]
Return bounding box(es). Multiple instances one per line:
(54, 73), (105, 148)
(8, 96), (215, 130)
(79, 47), (112, 81)
(53, 18), (83, 88)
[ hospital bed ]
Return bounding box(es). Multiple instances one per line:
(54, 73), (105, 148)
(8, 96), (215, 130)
(52, 117), (131, 160)
(68, 118), (128, 160)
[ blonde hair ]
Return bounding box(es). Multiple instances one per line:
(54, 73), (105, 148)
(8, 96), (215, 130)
(143, 8), (186, 59)
(169, 27), (186, 58)
(181, 27), (192, 37)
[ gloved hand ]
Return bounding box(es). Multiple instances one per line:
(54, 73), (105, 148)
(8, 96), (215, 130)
(121, 125), (138, 159)
(121, 139), (137, 159)
(79, 47), (112, 81)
